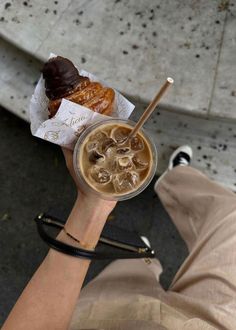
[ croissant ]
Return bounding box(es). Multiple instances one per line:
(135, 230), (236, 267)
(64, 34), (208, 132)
(42, 56), (115, 118)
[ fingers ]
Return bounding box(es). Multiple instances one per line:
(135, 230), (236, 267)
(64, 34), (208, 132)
(61, 147), (82, 191)
(61, 147), (73, 169)
(62, 147), (72, 158)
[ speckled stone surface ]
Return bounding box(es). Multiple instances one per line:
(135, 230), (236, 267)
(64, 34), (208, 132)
(0, 0), (71, 52)
(0, 0), (230, 116)
(209, 4), (236, 119)
(0, 38), (42, 121)
(130, 100), (236, 192)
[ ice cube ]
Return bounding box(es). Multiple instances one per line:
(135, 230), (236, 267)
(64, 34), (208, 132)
(89, 166), (112, 184)
(105, 146), (116, 158)
(116, 147), (131, 155)
(130, 136), (144, 151)
(93, 131), (108, 141)
(111, 126), (130, 144)
(132, 155), (149, 170)
(101, 138), (116, 153)
(117, 157), (134, 171)
(113, 171), (139, 193)
(86, 141), (98, 153)
(88, 150), (104, 163)
(107, 159), (117, 172)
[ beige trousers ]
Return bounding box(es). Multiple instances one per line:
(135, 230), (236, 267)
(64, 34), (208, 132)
(156, 166), (236, 329)
(71, 166), (236, 330)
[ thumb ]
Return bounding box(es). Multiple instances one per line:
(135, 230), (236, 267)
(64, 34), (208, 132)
(61, 147), (73, 168)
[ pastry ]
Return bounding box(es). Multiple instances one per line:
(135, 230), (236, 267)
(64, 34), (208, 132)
(42, 56), (115, 118)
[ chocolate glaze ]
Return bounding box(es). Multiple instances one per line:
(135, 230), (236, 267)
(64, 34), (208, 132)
(42, 56), (82, 100)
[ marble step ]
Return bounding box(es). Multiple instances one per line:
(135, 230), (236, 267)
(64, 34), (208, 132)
(0, 0), (235, 120)
(0, 38), (42, 121)
(131, 101), (236, 192)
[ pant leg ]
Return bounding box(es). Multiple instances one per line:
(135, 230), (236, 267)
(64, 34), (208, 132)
(155, 166), (236, 330)
(80, 259), (164, 300)
(70, 259), (165, 329)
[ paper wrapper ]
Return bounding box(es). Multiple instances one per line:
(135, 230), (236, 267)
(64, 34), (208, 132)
(30, 54), (135, 149)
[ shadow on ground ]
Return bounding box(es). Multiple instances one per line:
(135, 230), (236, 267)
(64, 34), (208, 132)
(0, 107), (188, 325)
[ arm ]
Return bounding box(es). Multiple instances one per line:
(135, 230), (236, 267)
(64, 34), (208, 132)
(3, 150), (116, 330)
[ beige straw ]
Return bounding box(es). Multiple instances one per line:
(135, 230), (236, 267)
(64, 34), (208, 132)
(129, 77), (174, 140)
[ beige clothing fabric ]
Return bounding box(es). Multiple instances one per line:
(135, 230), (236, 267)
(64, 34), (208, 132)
(70, 166), (236, 330)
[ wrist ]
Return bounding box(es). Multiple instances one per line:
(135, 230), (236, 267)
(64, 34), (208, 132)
(64, 194), (115, 248)
(76, 191), (114, 218)
(56, 229), (95, 251)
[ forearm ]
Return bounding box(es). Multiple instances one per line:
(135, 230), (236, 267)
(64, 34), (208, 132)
(3, 195), (112, 330)
(3, 241), (90, 330)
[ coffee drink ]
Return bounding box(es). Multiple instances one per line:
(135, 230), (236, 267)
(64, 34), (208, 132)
(74, 120), (156, 200)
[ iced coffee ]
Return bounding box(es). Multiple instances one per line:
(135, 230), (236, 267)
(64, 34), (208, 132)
(73, 119), (157, 200)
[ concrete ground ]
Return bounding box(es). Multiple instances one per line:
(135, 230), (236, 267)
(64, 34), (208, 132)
(0, 106), (188, 326)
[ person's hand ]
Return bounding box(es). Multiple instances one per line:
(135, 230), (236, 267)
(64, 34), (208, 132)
(62, 147), (117, 218)
(62, 147), (81, 189)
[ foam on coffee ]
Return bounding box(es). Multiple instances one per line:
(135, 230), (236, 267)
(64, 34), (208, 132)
(78, 122), (153, 196)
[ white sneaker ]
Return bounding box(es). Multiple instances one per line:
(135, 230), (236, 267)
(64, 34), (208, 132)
(154, 145), (193, 190)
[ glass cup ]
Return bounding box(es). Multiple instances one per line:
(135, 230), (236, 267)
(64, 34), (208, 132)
(73, 118), (157, 201)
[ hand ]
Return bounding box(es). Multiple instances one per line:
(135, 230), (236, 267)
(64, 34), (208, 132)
(62, 147), (81, 189)
(62, 147), (117, 218)
(62, 147), (117, 246)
